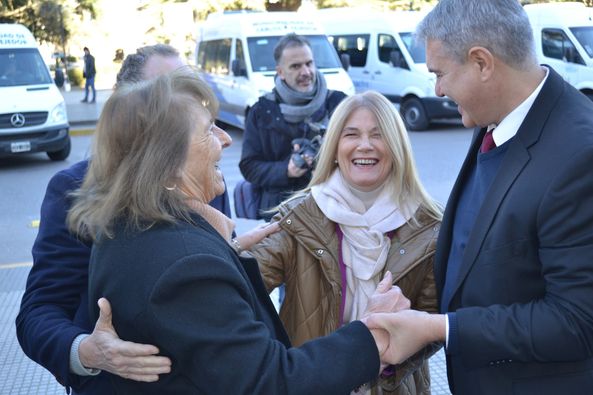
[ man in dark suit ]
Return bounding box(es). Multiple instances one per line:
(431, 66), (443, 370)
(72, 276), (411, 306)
(15, 44), (232, 395)
(365, 1), (593, 394)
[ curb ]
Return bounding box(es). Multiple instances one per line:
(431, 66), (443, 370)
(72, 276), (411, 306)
(70, 129), (95, 136)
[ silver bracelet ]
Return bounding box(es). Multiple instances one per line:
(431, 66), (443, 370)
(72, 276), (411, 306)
(231, 238), (242, 254)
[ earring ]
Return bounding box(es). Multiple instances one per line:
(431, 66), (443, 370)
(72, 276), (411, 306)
(334, 159), (338, 164)
(164, 184), (177, 191)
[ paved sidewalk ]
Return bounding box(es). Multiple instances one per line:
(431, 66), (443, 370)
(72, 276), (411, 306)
(61, 86), (112, 127)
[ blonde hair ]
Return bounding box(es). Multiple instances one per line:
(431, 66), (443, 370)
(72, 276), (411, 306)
(67, 69), (218, 240)
(299, 90), (442, 224)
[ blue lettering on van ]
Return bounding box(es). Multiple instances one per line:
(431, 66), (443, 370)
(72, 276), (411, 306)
(0, 33), (29, 45)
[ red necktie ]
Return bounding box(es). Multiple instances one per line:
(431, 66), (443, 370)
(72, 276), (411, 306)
(480, 129), (496, 153)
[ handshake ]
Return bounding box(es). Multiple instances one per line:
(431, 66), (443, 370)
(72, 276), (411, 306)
(362, 272), (446, 369)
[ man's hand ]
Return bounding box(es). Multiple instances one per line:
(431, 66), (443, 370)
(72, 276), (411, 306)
(78, 298), (172, 382)
(287, 143), (313, 178)
(236, 221), (281, 251)
(288, 157), (309, 178)
(362, 271), (411, 319)
(365, 311), (446, 366)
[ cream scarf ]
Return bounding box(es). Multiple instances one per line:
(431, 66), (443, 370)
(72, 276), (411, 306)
(187, 199), (235, 243)
(311, 170), (417, 322)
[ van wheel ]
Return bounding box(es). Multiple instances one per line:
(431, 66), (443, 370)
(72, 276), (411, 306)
(401, 98), (429, 131)
(47, 138), (71, 161)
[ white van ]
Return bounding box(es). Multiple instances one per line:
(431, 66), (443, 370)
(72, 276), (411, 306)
(195, 11), (355, 129)
(317, 8), (459, 131)
(0, 24), (70, 160)
(525, 2), (593, 100)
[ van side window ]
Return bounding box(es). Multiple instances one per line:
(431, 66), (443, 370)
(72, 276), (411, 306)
(542, 29), (585, 65)
(197, 39), (231, 75)
(328, 34), (369, 67)
(378, 34), (397, 63)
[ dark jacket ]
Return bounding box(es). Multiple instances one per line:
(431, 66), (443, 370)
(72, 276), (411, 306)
(15, 160), (111, 394)
(88, 213), (380, 394)
(15, 159), (231, 395)
(82, 54), (97, 78)
(436, 67), (593, 394)
(83, 54), (96, 79)
(239, 90), (346, 219)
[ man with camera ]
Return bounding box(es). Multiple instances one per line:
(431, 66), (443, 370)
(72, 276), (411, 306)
(239, 33), (347, 221)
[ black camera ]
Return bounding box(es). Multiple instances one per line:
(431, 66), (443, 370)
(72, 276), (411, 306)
(291, 121), (327, 170)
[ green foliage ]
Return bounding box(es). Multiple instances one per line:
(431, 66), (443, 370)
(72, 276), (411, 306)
(0, 0), (97, 46)
(67, 66), (84, 87)
(265, 0), (302, 11)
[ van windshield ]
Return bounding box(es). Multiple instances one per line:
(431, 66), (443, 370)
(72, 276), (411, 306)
(0, 48), (53, 87)
(570, 27), (593, 58)
(247, 35), (341, 72)
(399, 32), (426, 64)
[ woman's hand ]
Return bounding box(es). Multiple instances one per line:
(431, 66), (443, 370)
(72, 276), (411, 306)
(234, 221), (281, 252)
(78, 298), (172, 381)
(361, 272), (411, 372)
(362, 271), (411, 319)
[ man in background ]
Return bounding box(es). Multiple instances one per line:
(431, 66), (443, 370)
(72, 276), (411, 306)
(239, 33), (346, 221)
(81, 47), (96, 103)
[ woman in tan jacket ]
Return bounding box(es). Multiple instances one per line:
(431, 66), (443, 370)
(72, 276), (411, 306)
(250, 91), (442, 395)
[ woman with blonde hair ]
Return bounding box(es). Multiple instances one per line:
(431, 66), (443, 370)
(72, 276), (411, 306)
(252, 90), (442, 395)
(67, 71), (410, 393)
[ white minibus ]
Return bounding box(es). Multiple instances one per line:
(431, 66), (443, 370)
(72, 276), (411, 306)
(195, 11), (355, 129)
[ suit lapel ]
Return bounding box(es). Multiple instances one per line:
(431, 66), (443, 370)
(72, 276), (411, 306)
(440, 67), (565, 309)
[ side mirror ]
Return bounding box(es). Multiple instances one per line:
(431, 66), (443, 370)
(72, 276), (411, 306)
(390, 50), (407, 69)
(340, 53), (350, 71)
(232, 59), (247, 77)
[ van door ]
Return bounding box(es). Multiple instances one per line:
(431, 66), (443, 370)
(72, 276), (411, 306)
(540, 29), (585, 87)
(329, 34), (371, 93)
(373, 33), (412, 101)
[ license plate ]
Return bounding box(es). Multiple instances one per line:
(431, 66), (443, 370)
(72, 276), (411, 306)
(11, 141), (31, 153)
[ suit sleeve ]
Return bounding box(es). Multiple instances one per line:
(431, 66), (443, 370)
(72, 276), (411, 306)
(146, 253), (380, 394)
(239, 103), (293, 188)
(15, 167), (92, 388)
(454, 146), (593, 366)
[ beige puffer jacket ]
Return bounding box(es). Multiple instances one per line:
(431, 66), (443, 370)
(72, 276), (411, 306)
(250, 194), (442, 395)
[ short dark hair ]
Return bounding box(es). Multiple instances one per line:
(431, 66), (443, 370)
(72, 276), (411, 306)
(83, 47), (89, 52)
(115, 44), (180, 87)
(273, 33), (311, 64)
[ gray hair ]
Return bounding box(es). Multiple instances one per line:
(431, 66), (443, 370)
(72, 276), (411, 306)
(68, 70), (218, 240)
(115, 44), (179, 87)
(273, 33), (311, 64)
(416, 0), (537, 70)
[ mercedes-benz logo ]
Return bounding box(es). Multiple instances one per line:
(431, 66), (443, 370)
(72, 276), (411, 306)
(10, 113), (26, 128)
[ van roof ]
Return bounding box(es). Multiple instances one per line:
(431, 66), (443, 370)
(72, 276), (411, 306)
(0, 23), (37, 48)
(524, 2), (593, 27)
(315, 8), (426, 34)
(198, 11), (324, 41)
